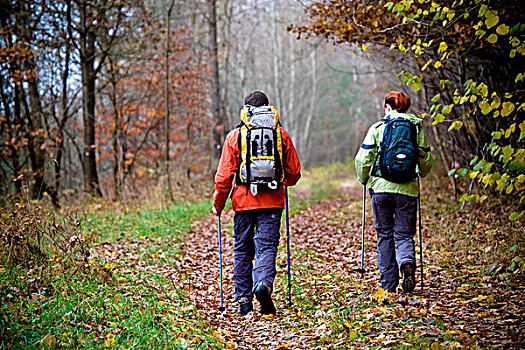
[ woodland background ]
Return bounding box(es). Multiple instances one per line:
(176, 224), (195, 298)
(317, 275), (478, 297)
(0, 0), (371, 204)
(0, 0), (438, 205)
(1, 0), (523, 214)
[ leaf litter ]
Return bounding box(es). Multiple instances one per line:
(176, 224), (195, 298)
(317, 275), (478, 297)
(164, 193), (524, 349)
(83, 186), (524, 349)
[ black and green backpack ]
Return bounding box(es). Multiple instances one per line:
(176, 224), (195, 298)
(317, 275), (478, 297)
(376, 117), (419, 183)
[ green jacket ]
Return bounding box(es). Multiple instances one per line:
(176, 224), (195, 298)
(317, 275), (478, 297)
(355, 111), (433, 197)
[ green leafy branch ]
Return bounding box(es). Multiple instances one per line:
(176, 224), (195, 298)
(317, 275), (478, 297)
(382, 0), (525, 220)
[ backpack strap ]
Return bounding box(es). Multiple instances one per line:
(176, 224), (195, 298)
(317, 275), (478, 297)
(240, 105), (253, 127)
(372, 118), (390, 177)
(377, 118), (389, 153)
(236, 126), (243, 186)
(245, 128), (252, 195)
(272, 128), (283, 186)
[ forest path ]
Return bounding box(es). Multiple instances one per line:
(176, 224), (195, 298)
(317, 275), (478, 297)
(177, 192), (523, 349)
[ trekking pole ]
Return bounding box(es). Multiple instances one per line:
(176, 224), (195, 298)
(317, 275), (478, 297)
(418, 178), (424, 289)
(285, 186), (292, 307)
(217, 214), (225, 312)
(358, 184), (366, 278)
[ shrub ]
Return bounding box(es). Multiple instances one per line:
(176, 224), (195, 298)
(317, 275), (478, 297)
(0, 202), (91, 297)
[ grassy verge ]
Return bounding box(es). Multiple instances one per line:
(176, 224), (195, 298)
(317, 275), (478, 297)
(421, 173), (524, 277)
(1, 200), (217, 349)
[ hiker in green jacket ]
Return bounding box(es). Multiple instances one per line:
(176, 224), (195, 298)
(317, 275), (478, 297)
(355, 91), (433, 293)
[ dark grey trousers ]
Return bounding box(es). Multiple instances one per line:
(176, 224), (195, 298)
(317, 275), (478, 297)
(371, 193), (417, 291)
(233, 208), (282, 301)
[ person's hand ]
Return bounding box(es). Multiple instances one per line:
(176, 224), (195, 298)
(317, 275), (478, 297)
(212, 206), (221, 216)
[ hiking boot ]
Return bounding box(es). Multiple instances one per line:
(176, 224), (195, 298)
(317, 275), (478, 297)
(401, 261), (416, 293)
(238, 297), (253, 315)
(254, 282), (276, 315)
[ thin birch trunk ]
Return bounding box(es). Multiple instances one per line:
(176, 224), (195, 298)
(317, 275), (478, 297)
(303, 49), (317, 161)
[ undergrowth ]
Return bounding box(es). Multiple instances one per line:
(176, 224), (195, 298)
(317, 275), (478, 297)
(0, 200), (216, 349)
(422, 173), (525, 279)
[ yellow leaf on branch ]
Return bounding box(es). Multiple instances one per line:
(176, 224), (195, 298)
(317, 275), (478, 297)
(438, 41), (448, 53)
(485, 10), (499, 29)
(487, 34), (498, 44)
(496, 24), (509, 35)
(421, 59), (433, 71)
(501, 102), (515, 117)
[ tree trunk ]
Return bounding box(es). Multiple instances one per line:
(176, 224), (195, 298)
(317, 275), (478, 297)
(208, 0), (223, 159)
(287, 33), (296, 135)
(220, 0), (233, 128)
(53, 0), (73, 202)
(271, 2), (283, 113)
(302, 49), (318, 161)
(26, 76), (47, 199)
(165, 0), (175, 202)
(15, 0), (53, 201)
(79, 0), (102, 196)
(108, 56), (121, 201)
(0, 69), (22, 194)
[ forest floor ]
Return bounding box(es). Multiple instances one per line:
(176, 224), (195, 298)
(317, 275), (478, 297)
(159, 182), (524, 349)
(2, 166), (524, 349)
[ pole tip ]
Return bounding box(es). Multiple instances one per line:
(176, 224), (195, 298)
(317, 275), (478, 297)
(218, 306), (225, 312)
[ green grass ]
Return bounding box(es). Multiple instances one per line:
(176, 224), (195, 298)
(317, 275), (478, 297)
(1, 200), (218, 349)
(82, 200), (212, 242)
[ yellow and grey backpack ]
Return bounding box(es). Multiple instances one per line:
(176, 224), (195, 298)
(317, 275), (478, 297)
(237, 105), (284, 195)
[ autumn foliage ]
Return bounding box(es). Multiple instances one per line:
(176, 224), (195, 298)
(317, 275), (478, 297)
(96, 27), (211, 199)
(290, 0), (525, 219)
(0, 1), (212, 203)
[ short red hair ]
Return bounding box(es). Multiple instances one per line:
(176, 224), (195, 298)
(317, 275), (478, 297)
(383, 91), (411, 113)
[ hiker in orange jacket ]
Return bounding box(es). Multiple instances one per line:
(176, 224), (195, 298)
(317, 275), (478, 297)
(213, 91), (301, 315)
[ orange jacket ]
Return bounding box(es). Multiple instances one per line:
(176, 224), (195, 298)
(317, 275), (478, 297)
(213, 127), (301, 212)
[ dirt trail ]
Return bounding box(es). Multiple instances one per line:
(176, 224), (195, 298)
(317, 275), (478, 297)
(181, 196), (369, 349)
(177, 192), (523, 349)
